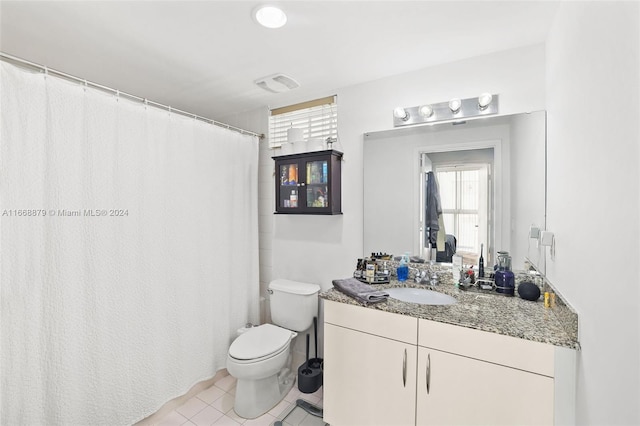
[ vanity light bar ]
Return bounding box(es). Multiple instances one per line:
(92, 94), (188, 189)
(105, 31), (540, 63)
(393, 94), (499, 127)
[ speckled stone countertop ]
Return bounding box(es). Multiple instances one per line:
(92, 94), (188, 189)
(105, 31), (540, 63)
(321, 273), (580, 350)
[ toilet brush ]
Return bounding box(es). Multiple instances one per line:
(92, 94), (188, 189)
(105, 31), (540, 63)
(308, 316), (323, 369)
(297, 334), (321, 393)
(303, 334), (312, 375)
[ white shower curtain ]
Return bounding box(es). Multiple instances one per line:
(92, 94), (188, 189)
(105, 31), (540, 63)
(0, 61), (259, 425)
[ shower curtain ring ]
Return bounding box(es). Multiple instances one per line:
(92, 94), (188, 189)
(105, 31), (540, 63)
(43, 66), (48, 78)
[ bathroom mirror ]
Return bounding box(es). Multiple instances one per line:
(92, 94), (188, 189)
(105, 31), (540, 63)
(363, 111), (546, 272)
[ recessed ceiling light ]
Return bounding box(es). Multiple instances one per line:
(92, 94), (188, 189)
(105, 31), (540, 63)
(254, 5), (287, 29)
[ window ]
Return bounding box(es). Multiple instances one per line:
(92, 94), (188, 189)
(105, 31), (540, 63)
(269, 96), (338, 147)
(435, 164), (490, 260)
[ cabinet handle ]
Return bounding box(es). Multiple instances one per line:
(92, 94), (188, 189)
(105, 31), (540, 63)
(402, 348), (407, 387)
(426, 353), (431, 395)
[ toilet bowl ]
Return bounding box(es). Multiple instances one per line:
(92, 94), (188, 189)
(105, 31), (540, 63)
(227, 324), (297, 418)
(227, 279), (320, 419)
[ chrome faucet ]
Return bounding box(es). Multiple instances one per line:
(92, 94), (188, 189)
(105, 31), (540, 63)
(412, 269), (432, 285)
(408, 268), (438, 286)
(407, 267), (419, 282)
(429, 271), (439, 286)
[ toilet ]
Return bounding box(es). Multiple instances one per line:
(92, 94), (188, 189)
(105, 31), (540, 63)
(227, 279), (320, 419)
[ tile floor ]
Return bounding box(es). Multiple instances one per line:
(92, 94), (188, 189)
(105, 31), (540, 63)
(155, 374), (324, 426)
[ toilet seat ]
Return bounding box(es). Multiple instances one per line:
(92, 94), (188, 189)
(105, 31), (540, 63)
(229, 324), (293, 363)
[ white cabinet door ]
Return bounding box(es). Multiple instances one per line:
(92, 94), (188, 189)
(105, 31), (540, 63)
(416, 347), (554, 426)
(323, 323), (417, 426)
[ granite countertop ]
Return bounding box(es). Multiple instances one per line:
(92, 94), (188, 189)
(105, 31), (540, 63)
(320, 276), (580, 350)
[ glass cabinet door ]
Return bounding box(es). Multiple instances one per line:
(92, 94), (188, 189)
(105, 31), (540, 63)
(305, 159), (329, 208)
(279, 162), (299, 209)
(273, 150), (342, 215)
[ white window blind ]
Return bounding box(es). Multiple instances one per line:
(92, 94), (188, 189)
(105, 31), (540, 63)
(269, 96), (338, 147)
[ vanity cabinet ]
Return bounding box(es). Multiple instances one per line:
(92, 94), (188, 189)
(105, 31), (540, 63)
(323, 301), (576, 426)
(416, 347), (553, 425)
(323, 300), (417, 426)
(272, 150), (342, 215)
(416, 317), (556, 425)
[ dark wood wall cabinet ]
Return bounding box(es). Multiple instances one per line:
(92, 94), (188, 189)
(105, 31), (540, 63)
(273, 150), (343, 215)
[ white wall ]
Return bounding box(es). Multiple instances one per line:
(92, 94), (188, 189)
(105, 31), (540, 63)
(231, 10), (640, 423)
(224, 44), (546, 364)
(271, 43), (546, 292)
(545, 2), (640, 424)
(255, 44), (546, 360)
(230, 45), (545, 292)
(510, 112), (547, 271)
(219, 107), (325, 365)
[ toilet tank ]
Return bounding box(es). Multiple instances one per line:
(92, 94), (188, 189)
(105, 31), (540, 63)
(269, 279), (320, 332)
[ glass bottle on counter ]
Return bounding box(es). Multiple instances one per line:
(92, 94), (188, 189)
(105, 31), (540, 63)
(397, 253), (409, 282)
(494, 252), (515, 296)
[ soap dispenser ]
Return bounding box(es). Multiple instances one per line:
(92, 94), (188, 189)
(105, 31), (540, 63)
(397, 253), (409, 282)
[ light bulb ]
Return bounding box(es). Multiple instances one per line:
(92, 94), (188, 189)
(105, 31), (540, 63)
(478, 93), (493, 109)
(449, 98), (462, 113)
(254, 5), (287, 29)
(393, 107), (408, 120)
(418, 104), (434, 118)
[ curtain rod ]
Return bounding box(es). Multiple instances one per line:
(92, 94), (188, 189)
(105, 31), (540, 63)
(0, 52), (264, 140)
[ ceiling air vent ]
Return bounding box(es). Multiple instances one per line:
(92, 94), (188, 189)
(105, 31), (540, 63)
(254, 73), (300, 93)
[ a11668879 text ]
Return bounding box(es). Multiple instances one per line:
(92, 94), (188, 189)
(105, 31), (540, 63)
(1, 209), (129, 217)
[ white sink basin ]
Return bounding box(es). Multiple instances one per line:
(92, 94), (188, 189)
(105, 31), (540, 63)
(387, 287), (457, 305)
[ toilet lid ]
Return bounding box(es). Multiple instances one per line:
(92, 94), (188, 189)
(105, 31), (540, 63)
(229, 324), (292, 361)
